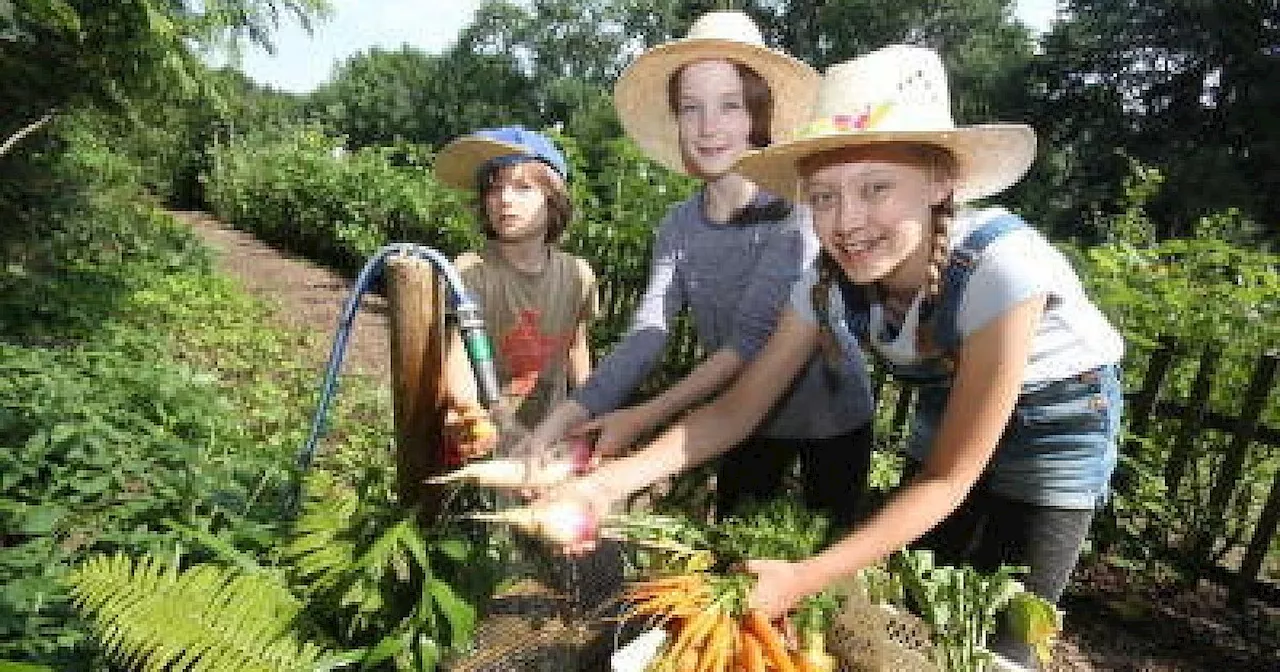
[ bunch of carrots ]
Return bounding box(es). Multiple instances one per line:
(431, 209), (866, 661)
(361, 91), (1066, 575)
(621, 572), (838, 672)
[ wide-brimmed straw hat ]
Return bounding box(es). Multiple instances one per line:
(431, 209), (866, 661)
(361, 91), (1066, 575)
(613, 11), (819, 174)
(434, 126), (569, 191)
(734, 45), (1036, 202)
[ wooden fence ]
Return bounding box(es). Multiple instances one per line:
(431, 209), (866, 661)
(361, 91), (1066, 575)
(874, 340), (1279, 604)
(588, 274), (1279, 603)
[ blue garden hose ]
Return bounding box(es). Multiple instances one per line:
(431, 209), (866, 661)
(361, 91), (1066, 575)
(292, 243), (501, 491)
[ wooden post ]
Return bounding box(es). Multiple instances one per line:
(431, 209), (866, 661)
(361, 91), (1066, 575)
(386, 255), (448, 519)
(1097, 338), (1173, 557)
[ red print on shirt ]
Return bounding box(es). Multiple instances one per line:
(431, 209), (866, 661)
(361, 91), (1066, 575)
(499, 309), (567, 396)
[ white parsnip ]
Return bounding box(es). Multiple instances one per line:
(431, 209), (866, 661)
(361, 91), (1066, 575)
(426, 458), (576, 488)
(464, 501), (599, 546)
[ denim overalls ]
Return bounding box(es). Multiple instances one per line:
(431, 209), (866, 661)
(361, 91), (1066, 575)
(833, 214), (1122, 510)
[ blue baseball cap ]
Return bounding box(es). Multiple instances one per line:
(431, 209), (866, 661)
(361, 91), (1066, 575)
(433, 125), (569, 191)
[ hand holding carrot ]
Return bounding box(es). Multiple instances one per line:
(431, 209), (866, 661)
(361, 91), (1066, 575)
(744, 558), (812, 621)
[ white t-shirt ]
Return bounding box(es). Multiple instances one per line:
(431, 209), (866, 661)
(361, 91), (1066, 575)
(790, 207), (1124, 384)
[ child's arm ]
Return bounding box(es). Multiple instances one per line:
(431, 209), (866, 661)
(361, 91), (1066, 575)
(581, 348), (746, 456)
(540, 307), (820, 540)
(747, 294), (1048, 618)
(580, 220), (808, 455)
(566, 256), (598, 389)
(566, 320), (592, 388)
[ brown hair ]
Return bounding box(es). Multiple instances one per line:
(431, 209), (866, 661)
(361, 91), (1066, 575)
(476, 159), (574, 243)
(667, 61), (773, 148)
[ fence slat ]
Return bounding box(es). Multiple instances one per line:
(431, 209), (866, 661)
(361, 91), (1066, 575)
(1194, 353), (1279, 570)
(1165, 345), (1221, 499)
(1127, 338), (1177, 438)
(1237, 465), (1280, 604)
(1106, 339), (1176, 558)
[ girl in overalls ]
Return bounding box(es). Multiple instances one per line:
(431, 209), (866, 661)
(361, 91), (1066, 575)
(541, 45), (1123, 668)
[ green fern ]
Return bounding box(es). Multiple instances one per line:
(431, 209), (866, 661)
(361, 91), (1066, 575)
(63, 472), (501, 671)
(66, 553), (351, 672)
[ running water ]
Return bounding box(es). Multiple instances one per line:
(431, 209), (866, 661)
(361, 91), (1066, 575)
(486, 405), (534, 459)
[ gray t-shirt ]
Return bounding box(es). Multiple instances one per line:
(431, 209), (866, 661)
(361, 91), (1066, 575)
(573, 192), (873, 439)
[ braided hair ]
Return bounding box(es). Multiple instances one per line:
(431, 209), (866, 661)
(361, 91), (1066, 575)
(914, 194), (955, 358)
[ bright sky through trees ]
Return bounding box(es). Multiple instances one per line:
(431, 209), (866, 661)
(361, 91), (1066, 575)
(226, 0), (1060, 93)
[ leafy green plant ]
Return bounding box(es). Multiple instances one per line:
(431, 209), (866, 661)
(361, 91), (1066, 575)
(65, 470), (506, 672)
(1070, 160), (1280, 583)
(862, 550), (1061, 671)
(67, 553), (349, 672)
(0, 122), (392, 667)
(282, 472), (504, 669)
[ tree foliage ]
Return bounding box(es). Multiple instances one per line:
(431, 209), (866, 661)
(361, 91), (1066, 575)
(1028, 0), (1279, 242)
(0, 0), (329, 155)
(309, 46), (537, 149)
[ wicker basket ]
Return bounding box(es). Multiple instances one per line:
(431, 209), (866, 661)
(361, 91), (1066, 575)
(827, 592), (1029, 672)
(829, 591), (938, 672)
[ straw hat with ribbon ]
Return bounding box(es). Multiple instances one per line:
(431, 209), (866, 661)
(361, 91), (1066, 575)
(434, 126), (569, 191)
(734, 44), (1037, 202)
(613, 10), (820, 174)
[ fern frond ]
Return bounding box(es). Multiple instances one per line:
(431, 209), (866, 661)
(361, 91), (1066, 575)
(67, 553), (349, 672)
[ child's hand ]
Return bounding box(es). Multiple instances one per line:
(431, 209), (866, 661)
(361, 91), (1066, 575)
(443, 402), (498, 466)
(577, 405), (651, 458)
(745, 558), (809, 621)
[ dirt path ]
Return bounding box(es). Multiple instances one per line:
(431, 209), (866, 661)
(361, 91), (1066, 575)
(173, 210), (392, 383)
(172, 210), (1276, 672)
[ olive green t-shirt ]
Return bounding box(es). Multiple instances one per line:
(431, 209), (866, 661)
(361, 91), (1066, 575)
(456, 243), (599, 427)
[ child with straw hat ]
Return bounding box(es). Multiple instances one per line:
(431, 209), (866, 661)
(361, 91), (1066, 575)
(524, 11), (877, 530)
(543, 44), (1124, 668)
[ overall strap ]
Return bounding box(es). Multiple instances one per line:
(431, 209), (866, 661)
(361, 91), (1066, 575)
(930, 213), (1026, 353)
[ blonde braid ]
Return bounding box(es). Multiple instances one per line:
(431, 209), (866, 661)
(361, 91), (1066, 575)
(917, 195), (955, 357)
(811, 251), (844, 368)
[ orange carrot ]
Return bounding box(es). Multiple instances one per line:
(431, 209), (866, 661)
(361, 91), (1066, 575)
(694, 611), (733, 672)
(792, 650), (819, 672)
(665, 605), (721, 667)
(744, 609), (799, 672)
(737, 629), (768, 672)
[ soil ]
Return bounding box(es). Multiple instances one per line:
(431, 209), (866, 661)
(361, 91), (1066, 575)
(175, 211), (393, 383)
(175, 210), (1279, 672)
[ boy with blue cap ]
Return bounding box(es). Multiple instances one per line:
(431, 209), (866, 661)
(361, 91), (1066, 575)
(434, 126), (599, 463)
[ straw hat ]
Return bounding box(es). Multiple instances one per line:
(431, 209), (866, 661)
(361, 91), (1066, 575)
(434, 126), (569, 191)
(613, 11), (820, 174)
(734, 45), (1036, 202)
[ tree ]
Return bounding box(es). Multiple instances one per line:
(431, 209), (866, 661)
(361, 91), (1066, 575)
(0, 0), (330, 157)
(309, 45), (538, 149)
(1029, 0), (1280, 243)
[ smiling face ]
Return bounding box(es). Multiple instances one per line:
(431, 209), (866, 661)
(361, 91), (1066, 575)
(482, 161), (553, 243)
(801, 143), (955, 290)
(673, 59), (757, 180)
